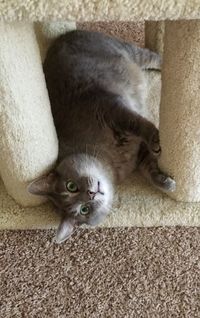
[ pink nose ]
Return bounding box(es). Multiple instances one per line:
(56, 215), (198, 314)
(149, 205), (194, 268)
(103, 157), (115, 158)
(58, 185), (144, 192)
(87, 190), (96, 200)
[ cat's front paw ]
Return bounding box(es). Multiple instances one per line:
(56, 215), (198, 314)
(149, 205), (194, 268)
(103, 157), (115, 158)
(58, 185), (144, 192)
(149, 129), (161, 157)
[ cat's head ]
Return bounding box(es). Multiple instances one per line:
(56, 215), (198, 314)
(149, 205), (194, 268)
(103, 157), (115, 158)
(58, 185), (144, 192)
(28, 154), (114, 243)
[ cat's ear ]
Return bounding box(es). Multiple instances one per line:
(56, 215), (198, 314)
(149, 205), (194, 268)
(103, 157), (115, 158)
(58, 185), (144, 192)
(27, 172), (56, 196)
(55, 218), (76, 243)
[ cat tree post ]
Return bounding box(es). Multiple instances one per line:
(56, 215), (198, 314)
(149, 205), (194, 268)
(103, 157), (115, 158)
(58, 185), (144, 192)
(145, 21), (165, 54)
(159, 20), (200, 202)
(0, 22), (58, 206)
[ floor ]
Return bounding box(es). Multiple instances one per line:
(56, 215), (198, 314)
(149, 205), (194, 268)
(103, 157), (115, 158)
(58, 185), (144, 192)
(1, 228), (199, 317)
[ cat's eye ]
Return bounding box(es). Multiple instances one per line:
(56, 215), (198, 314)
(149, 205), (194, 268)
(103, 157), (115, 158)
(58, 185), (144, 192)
(66, 180), (78, 193)
(80, 205), (90, 215)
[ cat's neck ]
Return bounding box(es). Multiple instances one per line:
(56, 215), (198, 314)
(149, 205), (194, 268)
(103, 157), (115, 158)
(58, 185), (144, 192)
(58, 143), (117, 184)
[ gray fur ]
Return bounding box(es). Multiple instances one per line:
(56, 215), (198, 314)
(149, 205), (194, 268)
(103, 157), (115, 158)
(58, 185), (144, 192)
(28, 30), (175, 243)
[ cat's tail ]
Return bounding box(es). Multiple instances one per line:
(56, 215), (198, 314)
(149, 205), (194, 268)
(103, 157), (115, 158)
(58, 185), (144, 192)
(126, 44), (162, 70)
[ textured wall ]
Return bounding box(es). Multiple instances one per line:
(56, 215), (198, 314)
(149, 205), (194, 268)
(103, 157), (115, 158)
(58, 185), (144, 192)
(0, 1), (200, 22)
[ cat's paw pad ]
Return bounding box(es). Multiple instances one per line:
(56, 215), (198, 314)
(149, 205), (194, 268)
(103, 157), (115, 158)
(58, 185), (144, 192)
(149, 131), (161, 157)
(154, 174), (176, 192)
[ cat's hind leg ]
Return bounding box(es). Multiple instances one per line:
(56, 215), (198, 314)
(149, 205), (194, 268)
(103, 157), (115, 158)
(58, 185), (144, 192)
(137, 142), (176, 192)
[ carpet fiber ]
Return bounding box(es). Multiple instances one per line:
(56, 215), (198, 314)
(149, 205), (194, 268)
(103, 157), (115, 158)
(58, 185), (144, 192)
(0, 228), (199, 317)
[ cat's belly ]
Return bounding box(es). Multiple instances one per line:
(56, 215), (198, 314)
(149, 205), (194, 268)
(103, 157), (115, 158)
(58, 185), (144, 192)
(103, 134), (141, 183)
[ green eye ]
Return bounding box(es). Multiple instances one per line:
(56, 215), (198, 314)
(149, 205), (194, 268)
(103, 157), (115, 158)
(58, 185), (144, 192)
(66, 180), (78, 193)
(80, 205), (90, 215)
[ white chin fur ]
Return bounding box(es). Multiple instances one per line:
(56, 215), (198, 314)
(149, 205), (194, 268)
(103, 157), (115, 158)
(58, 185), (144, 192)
(75, 155), (114, 207)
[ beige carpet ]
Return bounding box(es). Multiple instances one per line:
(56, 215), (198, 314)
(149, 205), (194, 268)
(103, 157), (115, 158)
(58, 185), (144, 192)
(1, 21), (200, 229)
(0, 227), (199, 317)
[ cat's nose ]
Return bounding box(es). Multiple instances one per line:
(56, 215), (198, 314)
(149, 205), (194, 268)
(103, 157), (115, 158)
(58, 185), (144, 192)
(87, 190), (96, 200)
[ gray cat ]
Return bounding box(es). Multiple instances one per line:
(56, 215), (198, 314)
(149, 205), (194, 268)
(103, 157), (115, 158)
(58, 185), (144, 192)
(28, 30), (176, 243)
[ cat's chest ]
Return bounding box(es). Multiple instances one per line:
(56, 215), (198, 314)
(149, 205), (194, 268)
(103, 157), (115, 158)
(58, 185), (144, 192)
(102, 128), (141, 182)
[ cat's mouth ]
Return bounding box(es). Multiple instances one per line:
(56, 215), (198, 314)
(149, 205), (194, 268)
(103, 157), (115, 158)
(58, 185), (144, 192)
(88, 181), (104, 200)
(97, 181), (104, 195)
